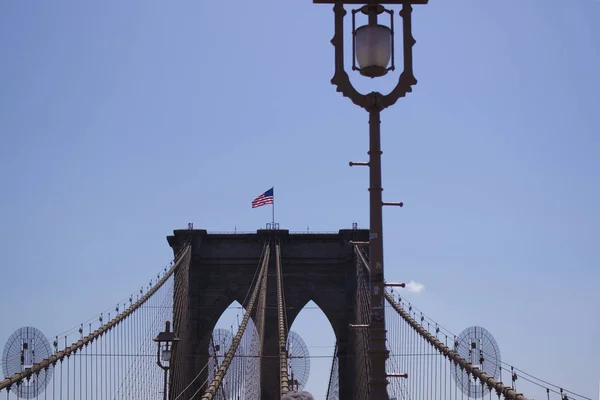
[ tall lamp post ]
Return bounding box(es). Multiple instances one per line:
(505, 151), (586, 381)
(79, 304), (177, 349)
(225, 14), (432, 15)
(313, 0), (428, 399)
(153, 321), (179, 400)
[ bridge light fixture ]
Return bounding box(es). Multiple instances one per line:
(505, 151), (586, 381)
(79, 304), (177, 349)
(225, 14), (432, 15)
(154, 320), (179, 365)
(154, 320), (179, 400)
(352, 5), (394, 78)
(161, 347), (172, 362)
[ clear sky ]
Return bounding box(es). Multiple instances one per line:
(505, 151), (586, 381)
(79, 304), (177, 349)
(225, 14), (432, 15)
(1, 0), (599, 398)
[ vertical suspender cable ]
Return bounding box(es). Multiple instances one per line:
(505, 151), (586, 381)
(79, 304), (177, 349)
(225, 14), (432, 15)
(65, 337), (69, 400)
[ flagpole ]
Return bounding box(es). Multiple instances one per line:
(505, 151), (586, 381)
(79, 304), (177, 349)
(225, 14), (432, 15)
(272, 186), (275, 229)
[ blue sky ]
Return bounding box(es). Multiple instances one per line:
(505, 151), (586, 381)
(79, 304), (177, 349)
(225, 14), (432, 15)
(1, 0), (599, 398)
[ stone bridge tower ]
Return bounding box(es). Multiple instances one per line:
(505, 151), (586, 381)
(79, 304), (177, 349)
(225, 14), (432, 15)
(167, 227), (370, 400)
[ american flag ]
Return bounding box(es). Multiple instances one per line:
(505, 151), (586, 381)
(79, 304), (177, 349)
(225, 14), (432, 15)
(252, 188), (274, 208)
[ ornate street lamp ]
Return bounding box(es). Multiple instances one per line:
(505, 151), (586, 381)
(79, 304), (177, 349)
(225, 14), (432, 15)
(313, 0), (428, 399)
(153, 321), (180, 400)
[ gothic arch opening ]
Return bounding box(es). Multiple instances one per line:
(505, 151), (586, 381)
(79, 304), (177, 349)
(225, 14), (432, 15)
(288, 300), (336, 398)
(211, 300), (260, 399)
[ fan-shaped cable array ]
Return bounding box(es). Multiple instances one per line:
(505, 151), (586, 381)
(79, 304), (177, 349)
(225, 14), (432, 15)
(287, 331), (311, 391)
(2, 327), (53, 399)
(452, 326), (501, 398)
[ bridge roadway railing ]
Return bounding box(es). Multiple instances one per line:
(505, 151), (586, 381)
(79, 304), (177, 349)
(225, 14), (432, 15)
(0, 242), (192, 394)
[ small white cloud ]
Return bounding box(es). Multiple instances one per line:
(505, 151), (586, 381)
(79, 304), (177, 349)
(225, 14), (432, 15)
(405, 280), (425, 294)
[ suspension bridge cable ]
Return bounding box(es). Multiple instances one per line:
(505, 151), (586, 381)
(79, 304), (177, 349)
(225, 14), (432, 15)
(188, 373), (216, 400)
(253, 242), (270, 397)
(240, 241), (268, 311)
(275, 240), (290, 395)
(508, 365), (590, 399)
(13, 270), (169, 375)
(0, 243), (190, 393)
(390, 291), (591, 400)
(385, 290), (530, 400)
